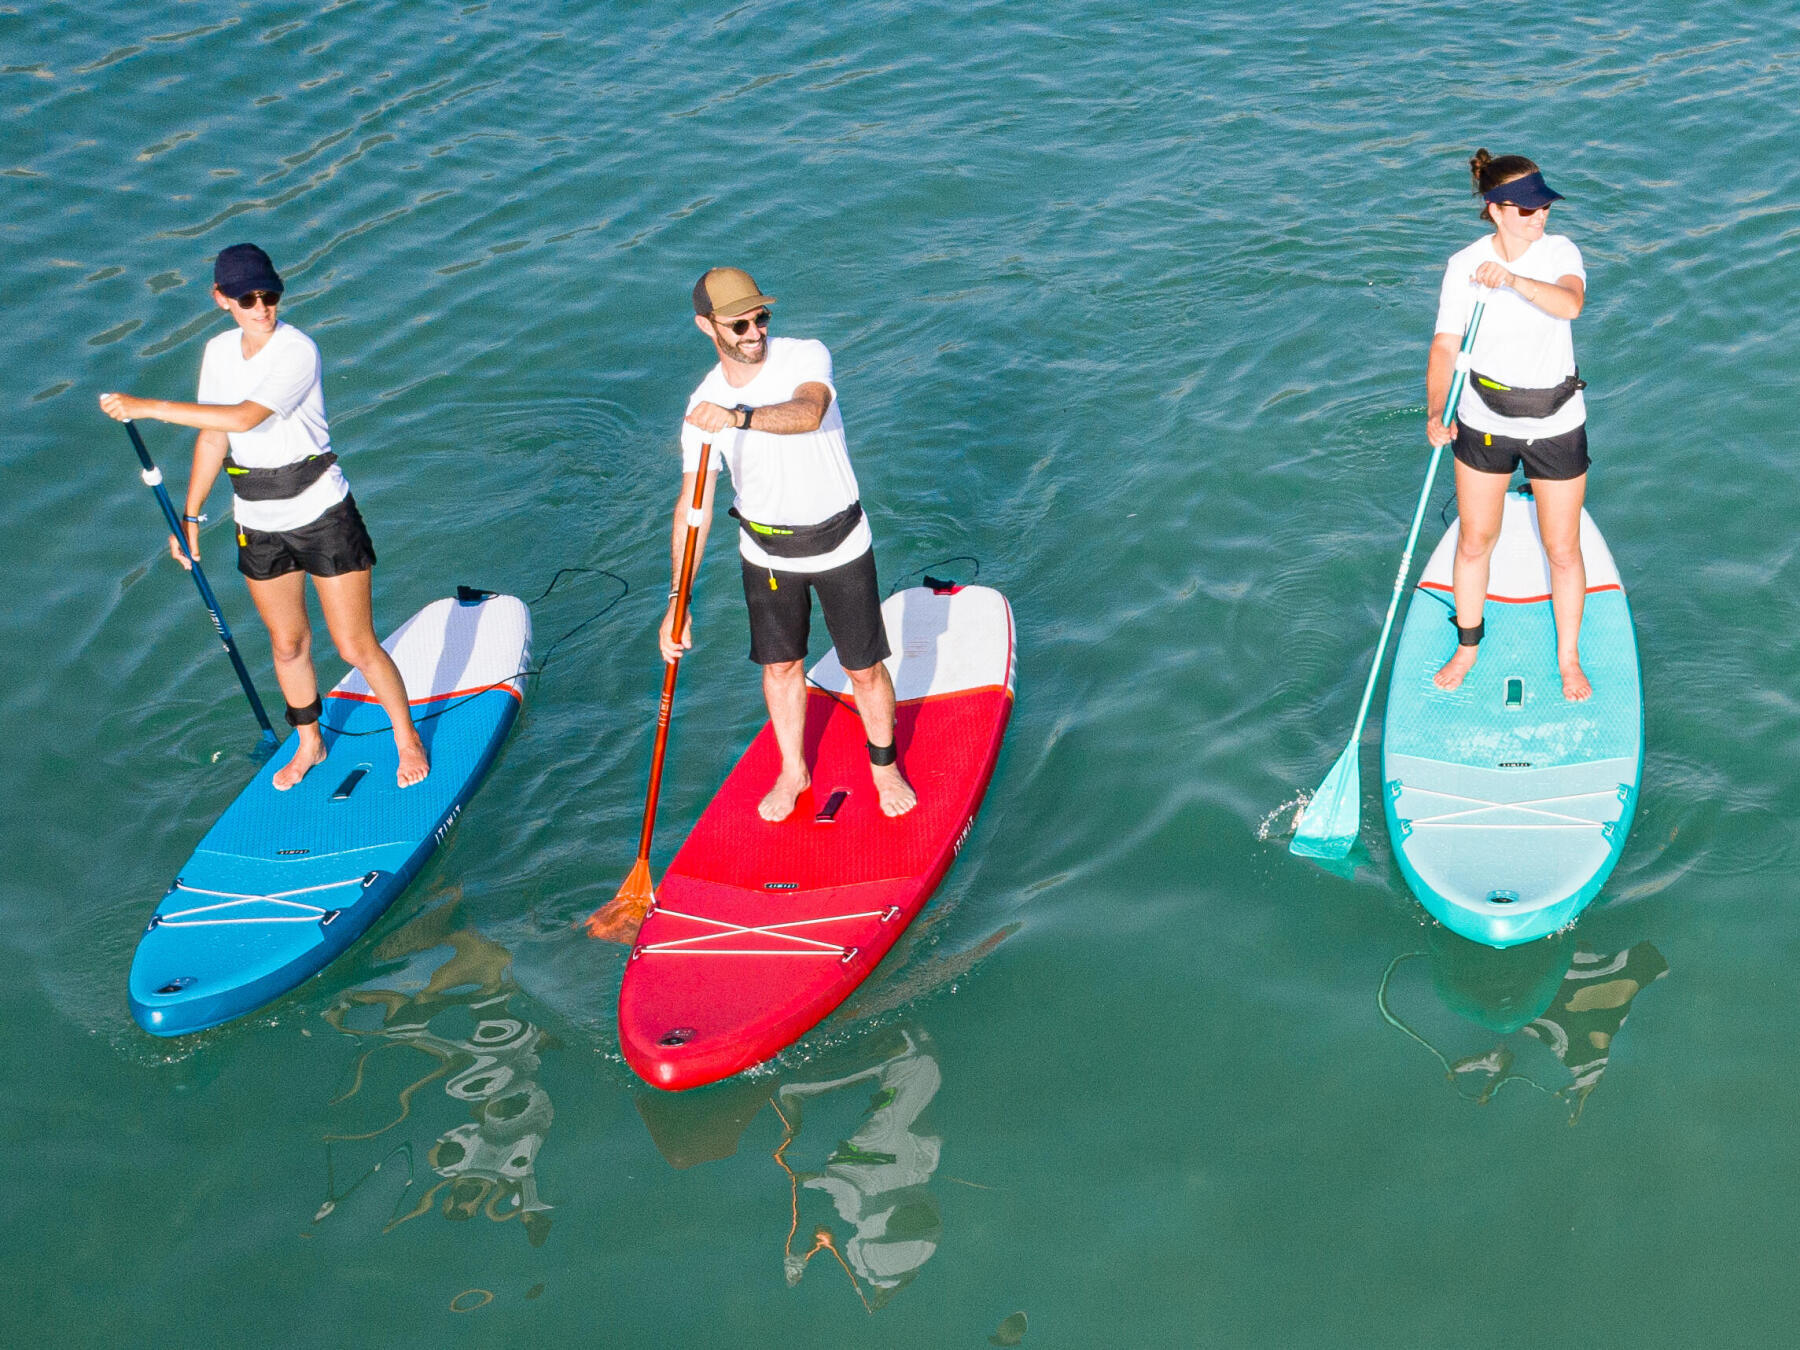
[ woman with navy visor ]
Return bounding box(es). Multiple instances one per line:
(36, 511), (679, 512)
(100, 244), (429, 789)
(1426, 151), (1592, 701)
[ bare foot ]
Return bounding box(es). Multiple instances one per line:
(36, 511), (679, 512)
(396, 737), (430, 789)
(758, 765), (810, 822)
(872, 763), (917, 817)
(272, 736), (329, 791)
(1433, 646), (1478, 691)
(1560, 659), (1592, 702)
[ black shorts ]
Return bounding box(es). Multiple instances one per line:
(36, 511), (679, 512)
(1453, 422), (1590, 481)
(741, 548), (891, 671)
(236, 495), (378, 582)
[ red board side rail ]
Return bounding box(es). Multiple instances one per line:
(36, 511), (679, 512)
(618, 583), (1016, 1090)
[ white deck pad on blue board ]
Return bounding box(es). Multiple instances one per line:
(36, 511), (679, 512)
(1381, 488), (1642, 948)
(129, 593), (530, 1035)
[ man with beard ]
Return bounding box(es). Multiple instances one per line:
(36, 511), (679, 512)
(661, 267), (915, 821)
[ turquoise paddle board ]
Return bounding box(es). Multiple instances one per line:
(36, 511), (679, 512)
(1381, 485), (1642, 947)
(129, 592), (530, 1035)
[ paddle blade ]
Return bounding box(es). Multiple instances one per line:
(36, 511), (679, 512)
(1289, 743), (1362, 860)
(585, 857), (656, 943)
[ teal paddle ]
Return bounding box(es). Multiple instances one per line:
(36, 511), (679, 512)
(1291, 290), (1489, 859)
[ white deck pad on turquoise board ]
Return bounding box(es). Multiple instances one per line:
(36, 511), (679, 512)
(1381, 487), (1642, 948)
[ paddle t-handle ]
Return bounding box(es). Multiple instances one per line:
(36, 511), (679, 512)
(122, 420), (279, 756)
(585, 441), (713, 941)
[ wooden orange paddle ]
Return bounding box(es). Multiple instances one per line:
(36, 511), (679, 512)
(585, 443), (712, 942)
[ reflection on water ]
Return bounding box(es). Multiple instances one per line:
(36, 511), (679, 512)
(628, 923), (1015, 1311)
(772, 1026), (943, 1312)
(1380, 928), (1669, 1123)
(636, 1024), (947, 1314)
(308, 897), (555, 1246)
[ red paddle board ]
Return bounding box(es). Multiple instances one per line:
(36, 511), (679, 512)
(619, 582), (1016, 1090)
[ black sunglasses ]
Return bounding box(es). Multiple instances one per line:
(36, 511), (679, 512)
(1501, 202), (1548, 217)
(716, 308), (770, 335)
(233, 290), (281, 309)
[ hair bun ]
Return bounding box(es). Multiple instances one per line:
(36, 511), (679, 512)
(1468, 148), (1494, 196)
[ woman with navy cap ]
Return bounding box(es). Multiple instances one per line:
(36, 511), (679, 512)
(100, 244), (429, 789)
(1426, 151), (1592, 701)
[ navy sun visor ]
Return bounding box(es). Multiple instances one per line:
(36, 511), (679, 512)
(1483, 171), (1564, 209)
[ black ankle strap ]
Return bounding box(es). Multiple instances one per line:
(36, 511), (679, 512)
(867, 740), (897, 767)
(1449, 615), (1484, 647)
(285, 697), (323, 727)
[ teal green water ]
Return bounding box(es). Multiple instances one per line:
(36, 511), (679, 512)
(6, 2), (1799, 1344)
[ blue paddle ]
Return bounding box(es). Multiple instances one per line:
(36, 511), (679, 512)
(123, 420), (280, 759)
(1291, 290), (1489, 860)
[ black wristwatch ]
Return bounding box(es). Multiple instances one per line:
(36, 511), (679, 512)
(734, 404), (753, 430)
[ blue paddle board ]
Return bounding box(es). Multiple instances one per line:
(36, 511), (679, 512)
(129, 592), (531, 1035)
(1382, 486), (1642, 948)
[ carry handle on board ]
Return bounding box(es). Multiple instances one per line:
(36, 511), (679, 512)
(584, 441), (713, 942)
(122, 420), (279, 760)
(1290, 288), (1491, 860)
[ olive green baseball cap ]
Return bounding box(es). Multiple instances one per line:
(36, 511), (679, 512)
(692, 267), (777, 318)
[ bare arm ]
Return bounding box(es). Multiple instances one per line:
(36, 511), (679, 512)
(186, 429), (230, 513)
(99, 391), (275, 434)
(153, 429), (231, 570)
(658, 467), (721, 662)
(1425, 330), (1461, 447)
(1471, 262), (1585, 320)
(683, 381), (833, 435)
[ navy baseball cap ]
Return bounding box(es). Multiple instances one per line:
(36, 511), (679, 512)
(213, 243), (284, 296)
(1483, 171), (1564, 209)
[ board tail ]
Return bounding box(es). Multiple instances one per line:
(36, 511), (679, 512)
(586, 857), (655, 943)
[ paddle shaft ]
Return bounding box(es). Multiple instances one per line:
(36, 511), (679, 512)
(123, 420), (278, 743)
(1345, 293), (1489, 737)
(629, 442), (713, 865)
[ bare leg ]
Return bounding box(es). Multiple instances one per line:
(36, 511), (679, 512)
(245, 571), (331, 790)
(1434, 459), (1511, 691)
(844, 661), (916, 817)
(758, 659), (810, 821)
(1530, 472), (1592, 701)
(313, 569), (430, 787)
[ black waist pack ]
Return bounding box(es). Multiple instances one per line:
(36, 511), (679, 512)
(224, 451), (339, 502)
(1470, 368), (1586, 420)
(730, 499), (864, 560)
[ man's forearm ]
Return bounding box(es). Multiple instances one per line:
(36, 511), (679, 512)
(671, 521), (711, 593)
(741, 396), (825, 434)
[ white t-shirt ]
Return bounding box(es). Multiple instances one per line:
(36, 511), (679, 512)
(680, 337), (871, 573)
(1435, 233), (1587, 439)
(197, 321), (349, 532)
